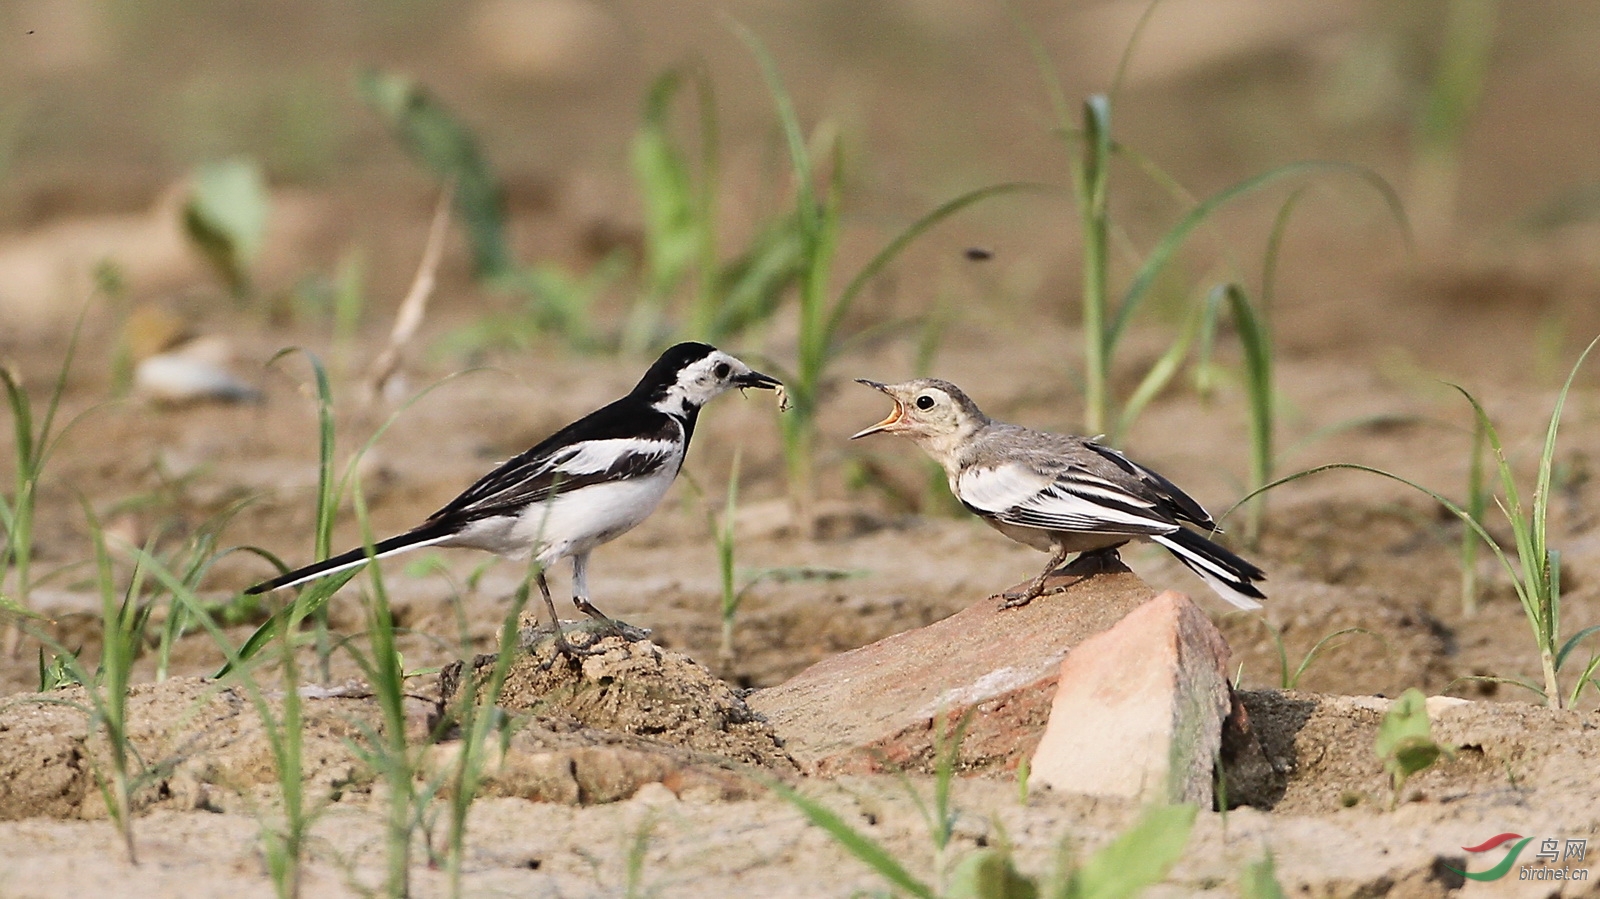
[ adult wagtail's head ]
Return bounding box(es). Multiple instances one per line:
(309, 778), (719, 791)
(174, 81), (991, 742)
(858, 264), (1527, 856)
(639, 342), (780, 415)
(850, 378), (990, 460)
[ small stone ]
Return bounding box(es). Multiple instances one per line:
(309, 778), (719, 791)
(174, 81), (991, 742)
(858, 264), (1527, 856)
(1028, 591), (1233, 805)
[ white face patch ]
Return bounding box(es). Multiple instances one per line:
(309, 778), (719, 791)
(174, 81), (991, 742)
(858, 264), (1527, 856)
(652, 350), (752, 413)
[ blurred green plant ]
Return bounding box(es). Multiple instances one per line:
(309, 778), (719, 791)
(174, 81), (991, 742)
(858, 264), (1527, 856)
(738, 26), (1033, 520)
(1459, 412), (1489, 617)
(624, 66), (806, 351)
(1410, 0), (1497, 242)
(133, 541), (332, 899)
(183, 157), (271, 298)
(339, 515), (421, 898)
(1246, 335), (1600, 709)
(771, 706), (1195, 898)
(358, 69), (511, 279)
(1019, 16), (1408, 449)
(20, 504), (157, 865)
(1239, 852), (1287, 899)
(360, 69), (606, 351)
(2, 318), (93, 654)
(1375, 687), (1453, 808)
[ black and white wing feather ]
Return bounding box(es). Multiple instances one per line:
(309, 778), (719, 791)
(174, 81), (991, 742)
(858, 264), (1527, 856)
(425, 399), (685, 524)
(245, 397), (687, 595)
(956, 434), (1265, 610)
(956, 462), (1177, 536)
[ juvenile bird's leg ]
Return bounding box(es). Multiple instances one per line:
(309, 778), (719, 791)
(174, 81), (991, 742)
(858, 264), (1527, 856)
(1000, 544), (1073, 609)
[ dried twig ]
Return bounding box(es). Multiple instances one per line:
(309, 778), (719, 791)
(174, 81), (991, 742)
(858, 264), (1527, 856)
(364, 182), (454, 406)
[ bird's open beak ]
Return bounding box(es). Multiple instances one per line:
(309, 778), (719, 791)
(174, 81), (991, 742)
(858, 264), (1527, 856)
(850, 378), (904, 439)
(734, 370), (781, 390)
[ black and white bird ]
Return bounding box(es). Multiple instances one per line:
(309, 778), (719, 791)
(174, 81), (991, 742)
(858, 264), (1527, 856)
(247, 342), (780, 654)
(851, 378), (1265, 609)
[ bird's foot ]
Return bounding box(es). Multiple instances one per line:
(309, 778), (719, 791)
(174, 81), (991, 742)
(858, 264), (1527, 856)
(535, 631), (595, 669)
(996, 583), (1070, 609)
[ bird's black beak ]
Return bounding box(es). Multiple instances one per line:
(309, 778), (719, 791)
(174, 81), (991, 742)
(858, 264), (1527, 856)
(734, 370), (781, 390)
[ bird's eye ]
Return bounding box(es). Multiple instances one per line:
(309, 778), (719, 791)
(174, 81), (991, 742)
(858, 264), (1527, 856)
(915, 394), (935, 410)
(713, 362), (731, 379)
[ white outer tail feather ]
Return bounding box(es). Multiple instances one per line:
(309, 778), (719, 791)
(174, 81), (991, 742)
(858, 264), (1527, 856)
(269, 533), (455, 591)
(1150, 533), (1264, 610)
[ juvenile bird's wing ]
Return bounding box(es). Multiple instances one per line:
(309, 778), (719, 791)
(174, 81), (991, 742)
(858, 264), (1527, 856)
(957, 459), (1176, 536)
(425, 401), (682, 523)
(1079, 441), (1216, 529)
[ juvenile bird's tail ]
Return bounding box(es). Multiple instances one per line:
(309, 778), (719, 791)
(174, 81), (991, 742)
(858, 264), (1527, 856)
(1150, 527), (1267, 610)
(244, 523), (457, 595)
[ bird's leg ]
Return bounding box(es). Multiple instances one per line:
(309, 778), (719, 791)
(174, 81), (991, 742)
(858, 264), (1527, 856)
(568, 553), (649, 642)
(1000, 544), (1073, 609)
(535, 570), (590, 663)
(569, 551), (607, 622)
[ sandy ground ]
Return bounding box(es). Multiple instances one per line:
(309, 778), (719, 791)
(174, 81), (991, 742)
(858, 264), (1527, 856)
(6, 2), (1600, 896)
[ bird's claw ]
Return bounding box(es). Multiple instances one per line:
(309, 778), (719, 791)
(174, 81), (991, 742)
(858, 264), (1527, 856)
(996, 583), (1070, 610)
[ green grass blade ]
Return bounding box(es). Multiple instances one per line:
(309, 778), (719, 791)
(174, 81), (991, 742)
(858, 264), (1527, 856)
(1556, 624), (1600, 672)
(1108, 161), (1411, 349)
(1112, 300), (1201, 443)
(1288, 627), (1382, 691)
(1067, 803), (1196, 899)
(1232, 462), (1527, 609)
(766, 780), (937, 899)
(1107, 0), (1166, 102)
(828, 182), (1048, 339)
(357, 68), (512, 279)
(734, 24), (816, 230)
(216, 570), (358, 677)
(1223, 284), (1274, 542)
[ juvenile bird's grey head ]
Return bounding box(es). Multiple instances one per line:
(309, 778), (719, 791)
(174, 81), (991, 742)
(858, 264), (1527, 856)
(850, 378), (990, 462)
(640, 342), (780, 416)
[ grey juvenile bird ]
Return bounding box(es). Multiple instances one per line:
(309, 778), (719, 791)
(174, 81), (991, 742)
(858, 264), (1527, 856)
(851, 378), (1266, 609)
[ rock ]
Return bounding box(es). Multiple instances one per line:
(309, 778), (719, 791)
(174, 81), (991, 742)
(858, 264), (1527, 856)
(1028, 591), (1233, 806)
(134, 336), (261, 404)
(748, 567), (1158, 775)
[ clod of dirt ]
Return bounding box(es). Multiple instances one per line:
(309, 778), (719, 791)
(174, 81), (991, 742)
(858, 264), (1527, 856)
(1221, 690), (1600, 813)
(436, 628), (796, 804)
(0, 678), (383, 821)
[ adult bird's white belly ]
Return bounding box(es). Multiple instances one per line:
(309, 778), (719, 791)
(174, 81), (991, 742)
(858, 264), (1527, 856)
(445, 460), (682, 564)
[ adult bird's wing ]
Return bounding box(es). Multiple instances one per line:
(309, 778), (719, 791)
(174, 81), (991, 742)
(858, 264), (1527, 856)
(423, 401), (683, 524)
(957, 461), (1178, 536)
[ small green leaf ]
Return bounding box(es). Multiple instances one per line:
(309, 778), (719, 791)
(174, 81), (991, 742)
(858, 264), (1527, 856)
(949, 849), (1039, 899)
(1067, 803), (1196, 899)
(1239, 852), (1287, 899)
(182, 157), (270, 296)
(1375, 688), (1453, 800)
(358, 68), (512, 279)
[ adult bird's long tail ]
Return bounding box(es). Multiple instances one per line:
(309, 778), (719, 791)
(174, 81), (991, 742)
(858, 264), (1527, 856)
(244, 521), (457, 594)
(1149, 527), (1267, 610)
